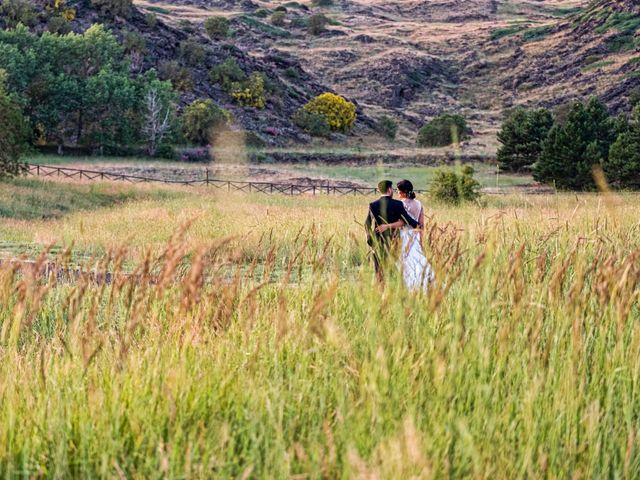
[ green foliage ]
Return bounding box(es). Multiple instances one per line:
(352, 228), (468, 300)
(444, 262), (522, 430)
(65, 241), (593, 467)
(123, 30), (146, 54)
(209, 58), (246, 91)
(239, 15), (291, 37)
(178, 40), (207, 66)
(594, 11), (640, 35)
(181, 99), (230, 145)
(582, 59), (615, 72)
(429, 165), (480, 204)
(46, 15), (72, 34)
(497, 107), (553, 172)
(0, 24), (178, 150)
(231, 72), (266, 109)
(521, 25), (552, 42)
(0, 71), (28, 177)
(312, 0), (333, 6)
(90, 0), (132, 18)
(293, 109), (330, 137)
(607, 33), (637, 53)
(283, 66), (300, 80)
(271, 11), (286, 26)
(204, 16), (229, 39)
(606, 108), (640, 188)
(158, 60), (193, 91)
(534, 98), (618, 190)
(302, 92), (356, 132)
(375, 115), (398, 141)
(417, 113), (470, 147)
(307, 13), (328, 35)
(0, 0), (37, 28)
(490, 24), (527, 40)
(145, 5), (169, 14)
(144, 12), (158, 28)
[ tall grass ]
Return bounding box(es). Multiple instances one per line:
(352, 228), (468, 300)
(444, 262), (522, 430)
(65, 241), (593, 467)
(1, 187), (640, 478)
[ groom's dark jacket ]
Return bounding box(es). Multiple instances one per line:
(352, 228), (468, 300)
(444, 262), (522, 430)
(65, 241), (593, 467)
(365, 196), (419, 248)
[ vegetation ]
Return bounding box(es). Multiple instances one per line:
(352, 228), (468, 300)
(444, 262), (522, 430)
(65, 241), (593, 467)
(178, 40), (207, 66)
(209, 58), (246, 91)
(292, 109), (331, 137)
(0, 0), (37, 28)
(181, 99), (230, 145)
(158, 60), (193, 91)
(417, 113), (470, 147)
(271, 10), (286, 26)
(308, 13), (328, 35)
(497, 107), (553, 172)
(0, 70), (28, 177)
(302, 93), (356, 132)
(90, 0), (132, 18)
(607, 108), (640, 189)
(312, 0), (333, 6)
(375, 115), (398, 141)
(3, 180), (640, 477)
(231, 72), (267, 108)
(429, 164), (480, 204)
(534, 98), (620, 189)
(204, 16), (229, 39)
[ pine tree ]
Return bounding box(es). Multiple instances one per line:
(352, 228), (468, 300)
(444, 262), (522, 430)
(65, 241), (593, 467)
(497, 107), (552, 172)
(0, 70), (28, 177)
(606, 108), (640, 189)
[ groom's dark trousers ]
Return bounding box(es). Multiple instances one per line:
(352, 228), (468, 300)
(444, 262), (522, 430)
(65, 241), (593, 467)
(365, 196), (419, 280)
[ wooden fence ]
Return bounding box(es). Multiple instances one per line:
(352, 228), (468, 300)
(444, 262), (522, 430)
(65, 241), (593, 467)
(26, 164), (412, 196)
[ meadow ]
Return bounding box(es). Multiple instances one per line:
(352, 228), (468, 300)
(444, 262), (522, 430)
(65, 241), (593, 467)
(1, 177), (640, 478)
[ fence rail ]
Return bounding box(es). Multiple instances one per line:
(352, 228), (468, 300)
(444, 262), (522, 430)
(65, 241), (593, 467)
(26, 164), (427, 196)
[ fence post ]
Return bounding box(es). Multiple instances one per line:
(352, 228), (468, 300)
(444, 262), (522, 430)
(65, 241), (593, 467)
(290, 185), (294, 195)
(313, 185), (316, 195)
(249, 183), (252, 193)
(36, 165), (40, 176)
(228, 182), (231, 192)
(206, 168), (209, 185)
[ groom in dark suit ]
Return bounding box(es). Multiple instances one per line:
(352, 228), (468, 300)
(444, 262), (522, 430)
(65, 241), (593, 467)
(365, 180), (419, 280)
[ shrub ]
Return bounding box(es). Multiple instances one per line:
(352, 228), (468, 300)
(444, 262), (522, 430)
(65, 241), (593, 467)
(178, 146), (211, 162)
(123, 31), (147, 54)
(302, 92), (356, 132)
(178, 40), (207, 66)
(158, 60), (193, 91)
(417, 113), (470, 147)
(429, 165), (480, 205)
(154, 143), (177, 160)
(497, 107), (553, 172)
(90, 0), (132, 18)
(209, 58), (246, 91)
(0, 0), (37, 28)
(245, 131), (266, 149)
(274, 5), (287, 12)
(283, 67), (300, 80)
(144, 12), (157, 28)
(204, 16), (229, 39)
(181, 99), (231, 145)
(293, 109), (330, 137)
(308, 13), (328, 35)
(271, 11), (286, 26)
(534, 98), (618, 190)
(375, 115), (398, 141)
(312, 0), (333, 5)
(178, 19), (195, 33)
(0, 71), (29, 177)
(231, 72), (266, 108)
(46, 15), (72, 34)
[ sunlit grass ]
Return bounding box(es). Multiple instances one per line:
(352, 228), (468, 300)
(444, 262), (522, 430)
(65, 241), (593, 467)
(1, 178), (640, 478)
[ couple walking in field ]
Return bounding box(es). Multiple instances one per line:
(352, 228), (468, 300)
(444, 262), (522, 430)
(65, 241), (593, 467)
(365, 180), (435, 291)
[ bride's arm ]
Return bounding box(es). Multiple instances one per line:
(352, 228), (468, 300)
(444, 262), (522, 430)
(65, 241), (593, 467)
(375, 219), (404, 233)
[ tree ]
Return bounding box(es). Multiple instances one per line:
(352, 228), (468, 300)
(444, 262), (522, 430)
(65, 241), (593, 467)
(417, 113), (470, 147)
(142, 80), (176, 156)
(497, 107), (553, 172)
(204, 16), (229, 39)
(375, 115), (398, 141)
(606, 108), (640, 189)
(0, 70), (28, 177)
(181, 99), (230, 145)
(534, 97), (617, 189)
(302, 92), (356, 132)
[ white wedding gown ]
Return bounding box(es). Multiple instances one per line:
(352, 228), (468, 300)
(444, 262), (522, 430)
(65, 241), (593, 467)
(400, 199), (434, 291)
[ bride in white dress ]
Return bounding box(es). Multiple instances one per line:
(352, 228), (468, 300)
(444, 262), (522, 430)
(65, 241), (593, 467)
(376, 180), (434, 291)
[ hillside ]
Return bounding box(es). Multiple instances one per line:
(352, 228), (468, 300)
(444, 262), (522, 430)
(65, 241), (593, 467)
(1, 0), (638, 153)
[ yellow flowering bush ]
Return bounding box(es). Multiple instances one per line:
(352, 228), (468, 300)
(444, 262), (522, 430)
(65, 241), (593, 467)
(303, 92), (356, 132)
(231, 73), (266, 109)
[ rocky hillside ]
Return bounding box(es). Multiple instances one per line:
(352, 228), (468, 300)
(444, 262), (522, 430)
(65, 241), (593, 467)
(4, 0), (639, 153)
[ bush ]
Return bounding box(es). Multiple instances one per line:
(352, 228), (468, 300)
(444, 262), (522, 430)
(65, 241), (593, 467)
(417, 113), (470, 147)
(302, 92), (356, 132)
(312, 0), (333, 5)
(46, 15), (72, 34)
(177, 146), (211, 162)
(209, 58), (246, 91)
(181, 99), (231, 145)
(375, 115), (398, 141)
(0, 71), (29, 177)
(178, 40), (207, 66)
(90, 0), (132, 18)
(204, 16), (230, 39)
(293, 109), (331, 137)
(144, 12), (157, 28)
(244, 131), (266, 149)
(429, 165), (480, 205)
(231, 72), (266, 108)
(178, 19), (195, 33)
(0, 0), (37, 28)
(154, 143), (177, 160)
(497, 107), (553, 172)
(534, 97), (618, 190)
(123, 31), (147, 54)
(271, 11), (286, 26)
(283, 67), (300, 80)
(307, 13), (328, 35)
(158, 60), (192, 91)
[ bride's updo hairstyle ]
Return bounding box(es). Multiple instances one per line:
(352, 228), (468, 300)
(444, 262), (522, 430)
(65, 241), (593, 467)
(397, 179), (416, 200)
